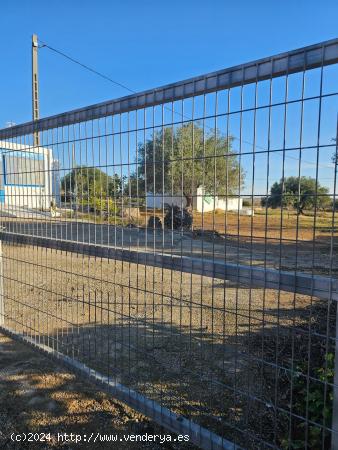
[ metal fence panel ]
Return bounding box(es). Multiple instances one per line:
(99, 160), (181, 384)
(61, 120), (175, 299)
(0, 38), (337, 449)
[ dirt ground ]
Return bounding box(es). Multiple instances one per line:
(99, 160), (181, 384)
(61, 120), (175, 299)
(193, 209), (337, 241)
(85, 207), (338, 242)
(2, 242), (335, 448)
(107, 207), (338, 242)
(3, 211), (338, 275)
(0, 332), (195, 450)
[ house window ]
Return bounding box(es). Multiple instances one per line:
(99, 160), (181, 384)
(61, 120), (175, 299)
(3, 151), (45, 187)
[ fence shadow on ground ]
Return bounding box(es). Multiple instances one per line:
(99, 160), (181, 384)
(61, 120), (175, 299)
(7, 291), (334, 449)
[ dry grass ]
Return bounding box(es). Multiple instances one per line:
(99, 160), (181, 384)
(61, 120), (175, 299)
(193, 209), (337, 241)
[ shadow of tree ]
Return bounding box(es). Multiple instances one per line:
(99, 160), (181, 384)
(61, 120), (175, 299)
(0, 334), (195, 449)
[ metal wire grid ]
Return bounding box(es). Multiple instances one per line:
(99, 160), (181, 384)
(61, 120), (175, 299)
(0, 41), (337, 449)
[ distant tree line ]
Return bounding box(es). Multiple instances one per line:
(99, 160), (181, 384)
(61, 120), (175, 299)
(61, 166), (122, 215)
(261, 176), (332, 214)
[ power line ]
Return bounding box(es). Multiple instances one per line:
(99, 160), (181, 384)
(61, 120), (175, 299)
(38, 40), (135, 95)
(38, 39), (335, 171)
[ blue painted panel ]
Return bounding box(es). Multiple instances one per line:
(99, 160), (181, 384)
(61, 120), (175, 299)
(2, 149), (45, 188)
(0, 190), (5, 203)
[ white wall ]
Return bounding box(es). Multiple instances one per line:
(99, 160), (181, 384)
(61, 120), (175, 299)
(4, 185), (49, 209)
(145, 187), (243, 212)
(146, 193), (188, 209)
(196, 186), (242, 212)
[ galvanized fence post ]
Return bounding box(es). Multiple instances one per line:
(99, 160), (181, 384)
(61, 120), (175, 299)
(0, 237), (3, 327)
(333, 313), (338, 449)
(331, 120), (338, 450)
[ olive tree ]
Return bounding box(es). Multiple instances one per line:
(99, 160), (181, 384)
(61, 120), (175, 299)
(133, 122), (244, 208)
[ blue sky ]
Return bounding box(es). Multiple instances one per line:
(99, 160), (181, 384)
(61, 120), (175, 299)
(1, 0), (337, 124)
(1, 0), (338, 195)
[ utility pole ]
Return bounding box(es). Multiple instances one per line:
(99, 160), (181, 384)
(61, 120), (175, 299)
(32, 34), (40, 147)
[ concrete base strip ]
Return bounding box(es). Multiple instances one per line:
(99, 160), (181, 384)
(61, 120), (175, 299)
(1, 231), (336, 302)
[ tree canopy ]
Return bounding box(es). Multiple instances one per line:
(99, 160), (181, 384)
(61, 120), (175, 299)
(131, 123), (244, 207)
(262, 176), (331, 214)
(61, 166), (122, 200)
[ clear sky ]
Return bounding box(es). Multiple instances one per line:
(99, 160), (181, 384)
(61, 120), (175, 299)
(1, 0), (338, 195)
(1, 0), (337, 125)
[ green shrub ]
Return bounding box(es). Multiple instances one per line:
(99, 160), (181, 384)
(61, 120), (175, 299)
(79, 196), (119, 217)
(282, 352), (334, 449)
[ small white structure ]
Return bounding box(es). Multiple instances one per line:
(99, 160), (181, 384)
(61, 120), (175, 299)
(146, 193), (187, 210)
(145, 186), (243, 213)
(239, 208), (254, 216)
(0, 141), (54, 211)
(195, 187), (243, 213)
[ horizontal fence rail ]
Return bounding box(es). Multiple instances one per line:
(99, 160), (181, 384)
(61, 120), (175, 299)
(1, 231), (337, 302)
(0, 38), (337, 449)
(0, 38), (337, 140)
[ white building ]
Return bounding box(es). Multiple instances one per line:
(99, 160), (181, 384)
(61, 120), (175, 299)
(195, 186), (243, 212)
(0, 141), (54, 211)
(146, 186), (243, 212)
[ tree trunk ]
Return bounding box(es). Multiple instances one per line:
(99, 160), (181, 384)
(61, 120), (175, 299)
(184, 193), (193, 210)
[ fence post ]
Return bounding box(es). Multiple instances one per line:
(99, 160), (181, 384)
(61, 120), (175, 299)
(332, 119), (338, 450)
(332, 302), (338, 449)
(0, 237), (3, 327)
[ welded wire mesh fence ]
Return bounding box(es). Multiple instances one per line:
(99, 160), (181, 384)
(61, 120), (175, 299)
(0, 39), (338, 449)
